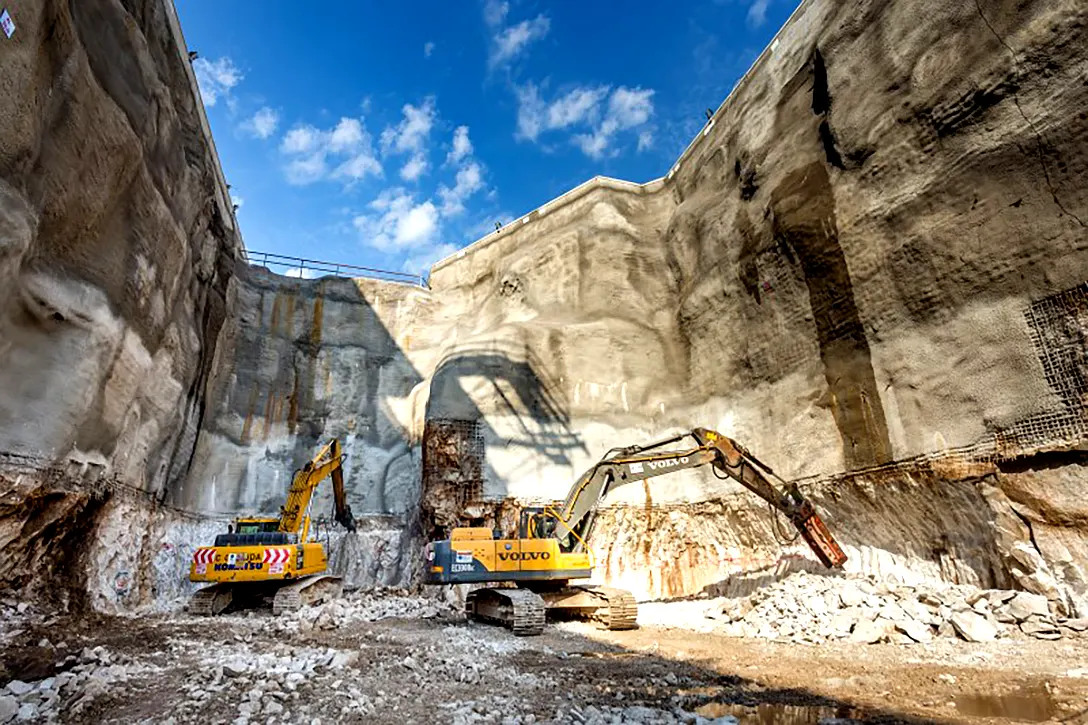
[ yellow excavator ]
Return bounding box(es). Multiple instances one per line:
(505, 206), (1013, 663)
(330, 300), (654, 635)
(189, 439), (357, 615)
(424, 427), (846, 635)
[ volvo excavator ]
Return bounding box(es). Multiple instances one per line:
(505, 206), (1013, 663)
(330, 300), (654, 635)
(189, 439), (357, 615)
(424, 427), (846, 635)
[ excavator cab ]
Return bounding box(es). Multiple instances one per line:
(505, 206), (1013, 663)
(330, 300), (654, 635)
(517, 507), (558, 541)
(233, 517), (280, 534)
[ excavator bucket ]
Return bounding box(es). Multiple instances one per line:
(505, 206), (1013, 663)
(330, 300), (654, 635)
(792, 502), (848, 569)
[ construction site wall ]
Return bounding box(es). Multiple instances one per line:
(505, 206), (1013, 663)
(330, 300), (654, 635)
(0, 0), (1085, 614)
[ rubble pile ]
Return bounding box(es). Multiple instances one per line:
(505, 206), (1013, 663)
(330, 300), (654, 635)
(1, 645), (162, 723)
(169, 637), (375, 723)
(706, 572), (1088, 645)
(286, 587), (452, 632)
(160, 610), (551, 724)
(0, 601), (39, 650)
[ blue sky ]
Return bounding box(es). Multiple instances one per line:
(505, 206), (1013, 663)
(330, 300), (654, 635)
(175, 0), (795, 280)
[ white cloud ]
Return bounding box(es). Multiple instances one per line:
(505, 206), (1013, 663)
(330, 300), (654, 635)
(284, 153), (327, 185)
(402, 243), (458, 275)
(380, 98), (437, 155)
(279, 117), (382, 186)
(516, 84), (609, 141)
(607, 87), (654, 130)
(231, 195), (244, 208)
(328, 117), (365, 153)
(438, 162), (484, 216)
(193, 57), (242, 108)
(447, 126), (473, 164)
(637, 130), (654, 152)
(516, 84), (655, 158)
(400, 153), (429, 181)
(515, 84), (547, 141)
(747, 0), (771, 27)
(490, 15), (550, 68)
(547, 86), (608, 130)
(241, 107), (279, 139)
(573, 132), (610, 159)
(483, 0), (509, 28)
(284, 267), (318, 279)
(334, 152), (383, 181)
(424, 41), (436, 58)
(354, 189), (440, 251)
(281, 125), (321, 154)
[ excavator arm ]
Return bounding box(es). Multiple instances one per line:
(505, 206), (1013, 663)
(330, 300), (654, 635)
(547, 428), (846, 569)
(690, 427), (846, 569)
(278, 439), (357, 535)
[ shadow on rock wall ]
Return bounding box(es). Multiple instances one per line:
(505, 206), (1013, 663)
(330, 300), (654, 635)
(167, 268), (429, 591)
(175, 268), (426, 518)
(420, 344), (587, 539)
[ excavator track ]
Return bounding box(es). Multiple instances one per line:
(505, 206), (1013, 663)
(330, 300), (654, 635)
(272, 575), (344, 616)
(465, 587), (547, 636)
(582, 586), (638, 630)
(189, 583), (234, 616)
(535, 585), (639, 630)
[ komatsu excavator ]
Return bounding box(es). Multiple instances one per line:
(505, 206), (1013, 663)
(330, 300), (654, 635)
(424, 427), (846, 635)
(188, 439), (357, 615)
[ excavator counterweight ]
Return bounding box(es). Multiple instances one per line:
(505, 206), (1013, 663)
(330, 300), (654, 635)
(424, 427), (846, 635)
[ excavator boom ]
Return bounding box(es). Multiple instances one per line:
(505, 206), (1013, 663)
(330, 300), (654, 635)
(691, 427), (847, 569)
(550, 428), (846, 568)
(278, 439), (356, 534)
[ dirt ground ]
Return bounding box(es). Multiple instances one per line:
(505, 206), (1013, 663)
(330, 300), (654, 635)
(2, 597), (1087, 725)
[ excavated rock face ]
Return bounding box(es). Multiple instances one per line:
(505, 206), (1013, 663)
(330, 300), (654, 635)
(0, 0), (240, 607)
(2, 0), (1087, 610)
(414, 0), (1088, 607)
(176, 270), (432, 518)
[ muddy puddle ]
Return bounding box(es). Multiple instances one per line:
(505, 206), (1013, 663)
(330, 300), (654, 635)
(954, 685), (1057, 722)
(695, 701), (863, 724)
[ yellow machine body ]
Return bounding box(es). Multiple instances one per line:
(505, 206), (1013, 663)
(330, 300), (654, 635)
(425, 527), (592, 584)
(189, 540), (328, 583)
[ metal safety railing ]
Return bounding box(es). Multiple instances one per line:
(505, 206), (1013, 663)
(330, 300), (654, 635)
(242, 249), (429, 288)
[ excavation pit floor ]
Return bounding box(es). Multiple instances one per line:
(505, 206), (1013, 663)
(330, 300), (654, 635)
(1, 595), (1087, 725)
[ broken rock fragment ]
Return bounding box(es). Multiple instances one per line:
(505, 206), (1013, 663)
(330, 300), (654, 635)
(895, 619), (934, 644)
(1020, 616), (1062, 640)
(950, 611), (998, 643)
(1004, 592), (1051, 622)
(0, 696), (16, 724)
(850, 619), (889, 644)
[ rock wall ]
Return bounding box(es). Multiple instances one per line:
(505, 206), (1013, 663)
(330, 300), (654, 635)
(173, 269), (435, 589)
(1, 0), (1086, 613)
(413, 0), (1088, 608)
(0, 0), (241, 607)
(176, 270), (432, 518)
(667, 0), (1087, 472)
